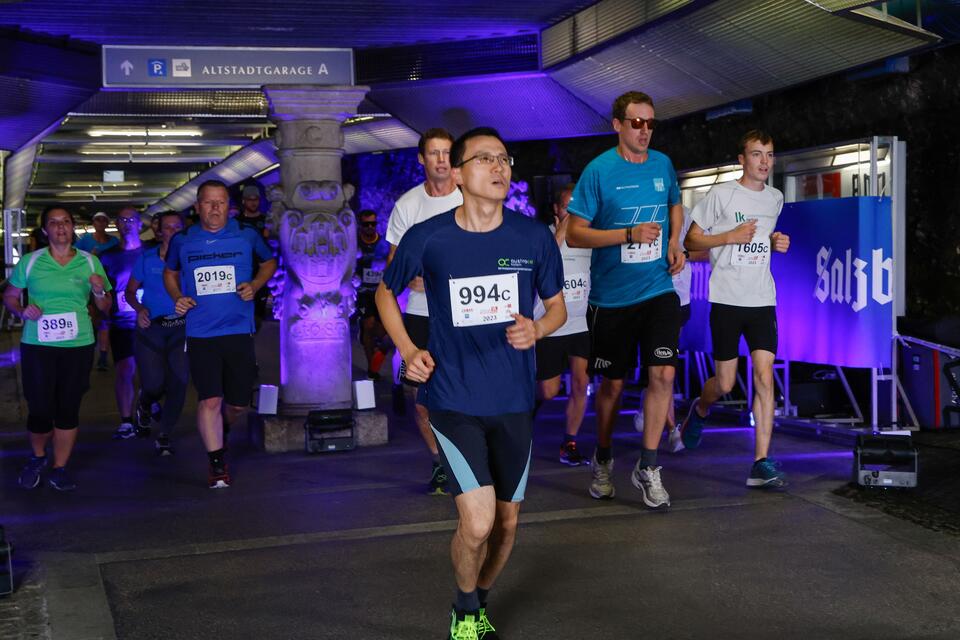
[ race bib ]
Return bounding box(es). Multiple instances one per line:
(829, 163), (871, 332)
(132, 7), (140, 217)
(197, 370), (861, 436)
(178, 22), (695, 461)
(563, 272), (589, 303)
(449, 272), (518, 327)
(362, 268), (383, 285)
(37, 312), (79, 343)
(621, 229), (663, 263)
(194, 265), (236, 296)
(117, 290), (134, 314)
(732, 239), (770, 267)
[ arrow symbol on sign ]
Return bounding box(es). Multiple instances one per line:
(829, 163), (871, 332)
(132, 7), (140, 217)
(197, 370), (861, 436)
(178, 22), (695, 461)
(120, 60), (133, 76)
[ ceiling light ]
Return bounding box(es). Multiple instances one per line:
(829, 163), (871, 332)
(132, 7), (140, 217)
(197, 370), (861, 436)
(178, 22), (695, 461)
(87, 128), (203, 138)
(680, 175), (717, 188)
(79, 150), (179, 156)
(716, 170), (743, 183)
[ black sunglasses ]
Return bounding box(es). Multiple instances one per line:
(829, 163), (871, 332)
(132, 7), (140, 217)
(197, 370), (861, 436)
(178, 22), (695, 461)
(622, 116), (656, 130)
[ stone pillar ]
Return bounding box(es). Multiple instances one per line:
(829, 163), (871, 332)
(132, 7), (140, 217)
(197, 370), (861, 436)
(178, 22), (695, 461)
(264, 85), (369, 413)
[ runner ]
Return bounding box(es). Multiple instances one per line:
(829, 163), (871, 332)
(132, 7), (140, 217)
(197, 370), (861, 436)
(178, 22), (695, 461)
(680, 129), (790, 488)
(164, 180), (277, 488)
(566, 90), (686, 508)
(386, 127), (463, 495)
(354, 208), (391, 379)
(377, 127), (565, 640)
(4, 205), (112, 491)
(534, 183), (592, 466)
(126, 211), (189, 456)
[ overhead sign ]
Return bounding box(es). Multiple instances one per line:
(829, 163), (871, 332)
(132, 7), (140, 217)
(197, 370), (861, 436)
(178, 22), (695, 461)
(102, 46), (354, 88)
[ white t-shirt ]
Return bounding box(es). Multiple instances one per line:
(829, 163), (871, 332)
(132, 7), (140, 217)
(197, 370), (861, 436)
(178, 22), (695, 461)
(534, 225), (592, 337)
(690, 180), (784, 307)
(672, 208), (694, 307)
(386, 183), (464, 316)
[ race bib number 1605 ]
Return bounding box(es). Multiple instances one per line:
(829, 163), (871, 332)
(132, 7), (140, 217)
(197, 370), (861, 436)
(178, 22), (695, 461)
(449, 273), (518, 327)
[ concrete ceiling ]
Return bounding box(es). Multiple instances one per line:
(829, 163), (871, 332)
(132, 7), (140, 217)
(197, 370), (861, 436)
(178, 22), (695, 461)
(0, 0), (948, 217)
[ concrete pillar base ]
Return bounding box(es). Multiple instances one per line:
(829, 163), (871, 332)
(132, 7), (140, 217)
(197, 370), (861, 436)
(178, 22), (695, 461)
(249, 410), (388, 453)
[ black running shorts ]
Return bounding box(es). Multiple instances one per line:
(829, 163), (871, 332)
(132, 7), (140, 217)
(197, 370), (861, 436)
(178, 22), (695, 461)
(535, 331), (590, 381)
(399, 313), (430, 387)
(109, 326), (136, 362)
(710, 303), (778, 361)
(587, 292), (681, 379)
(186, 333), (257, 406)
(430, 410), (533, 502)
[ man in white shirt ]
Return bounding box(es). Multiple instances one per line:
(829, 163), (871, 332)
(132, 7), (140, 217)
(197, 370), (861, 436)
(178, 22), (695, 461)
(681, 130), (791, 488)
(386, 128), (464, 495)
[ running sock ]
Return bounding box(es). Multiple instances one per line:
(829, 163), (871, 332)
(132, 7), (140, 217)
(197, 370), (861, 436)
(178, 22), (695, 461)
(121, 415), (133, 425)
(563, 434), (576, 445)
(477, 587), (490, 607)
(640, 447), (658, 469)
(456, 589), (481, 613)
(207, 448), (226, 467)
(596, 446), (612, 464)
(754, 457), (768, 464)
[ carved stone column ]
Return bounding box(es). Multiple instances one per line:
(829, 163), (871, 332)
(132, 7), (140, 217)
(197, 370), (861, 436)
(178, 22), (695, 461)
(264, 85), (369, 413)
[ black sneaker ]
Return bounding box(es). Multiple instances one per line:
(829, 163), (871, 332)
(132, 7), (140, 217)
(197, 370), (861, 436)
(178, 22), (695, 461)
(428, 462), (450, 496)
(208, 463), (231, 489)
(559, 441), (589, 466)
(48, 467), (77, 492)
(477, 607), (499, 639)
(113, 422), (137, 440)
(136, 400), (153, 430)
(155, 434), (173, 457)
(18, 455), (47, 489)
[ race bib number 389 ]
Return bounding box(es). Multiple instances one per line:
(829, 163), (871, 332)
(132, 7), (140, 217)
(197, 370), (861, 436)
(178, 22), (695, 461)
(37, 312), (79, 343)
(449, 273), (518, 327)
(194, 265), (236, 296)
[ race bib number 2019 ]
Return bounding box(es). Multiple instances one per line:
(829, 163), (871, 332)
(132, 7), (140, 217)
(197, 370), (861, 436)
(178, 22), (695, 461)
(449, 273), (518, 327)
(194, 265), (236, 296)
(37, 312), (78, 343)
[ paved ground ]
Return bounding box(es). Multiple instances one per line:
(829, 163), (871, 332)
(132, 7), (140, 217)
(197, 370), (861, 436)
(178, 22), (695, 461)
(2, 323), (960, 639)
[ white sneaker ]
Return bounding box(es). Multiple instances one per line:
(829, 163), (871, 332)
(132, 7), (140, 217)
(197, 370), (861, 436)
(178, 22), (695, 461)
(667, 427), (685, 453)
(113, 422), (136, 440)
(588, 451), (616, 500)
(633, 410), (644, 433)
(631, 463), (671, 509)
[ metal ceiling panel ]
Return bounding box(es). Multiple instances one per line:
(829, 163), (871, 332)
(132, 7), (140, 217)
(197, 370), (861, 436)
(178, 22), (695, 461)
(542, 0), (694, 67)
(547, 0), (939, 121)
(368, 73), (610, 141)
(69, 90), (268, 118)
(0, 0), (593, 48)
(344, 118), (421, 154)
(2, 144), (38, 210)
(816, 1), (882, 11)
(0, 76), (94, 151)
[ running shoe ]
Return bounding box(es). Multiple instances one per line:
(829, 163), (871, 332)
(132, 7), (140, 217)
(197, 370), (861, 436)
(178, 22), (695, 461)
(48, 467), (77, 492)
(429, 462), (450, 496)
(667, 426), (685, 453)
(680, 398), (708, 450)
(477, 608), (499, 640)
(631, 463), (671, 509)
(588, 451), (616, 500)
(746, 458), (787, 489)
(208, 463), (231, 489)
(155, 434), (173, 457)
(113, 422), (137, 440)
(135, 400), (152, 430)
(633, 409), (645, 433)
(448, 607), (480, 640)
(150, 402), (162, 423)
(18, 455), (47, 489)
(559, 441), (589, 466)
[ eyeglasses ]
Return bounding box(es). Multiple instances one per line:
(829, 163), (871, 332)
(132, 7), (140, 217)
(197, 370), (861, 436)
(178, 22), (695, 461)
(622, 117), (656, 130)
(457, 153), (514, 168)
(117, 216), (140, 224)
(359, 221), (378, 228)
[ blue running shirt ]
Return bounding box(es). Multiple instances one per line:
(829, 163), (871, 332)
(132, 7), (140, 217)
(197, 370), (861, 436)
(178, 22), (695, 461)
(567, 148), (681, 307)
(165, 219), (273, 338)
(383, 209), (563, 416)
(132, 245), (177, 319)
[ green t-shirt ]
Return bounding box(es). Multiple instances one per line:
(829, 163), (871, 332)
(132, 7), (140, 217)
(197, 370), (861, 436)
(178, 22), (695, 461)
(9, 249), (112, 348)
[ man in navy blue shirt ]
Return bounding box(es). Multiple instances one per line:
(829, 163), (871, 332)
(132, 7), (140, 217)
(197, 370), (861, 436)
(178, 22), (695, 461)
(164, 180), (276, 489)
(378, 127), (566, 640)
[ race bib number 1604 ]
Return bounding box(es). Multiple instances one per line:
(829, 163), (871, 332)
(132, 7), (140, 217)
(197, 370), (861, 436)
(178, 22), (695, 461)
(449, 273), (518, 327)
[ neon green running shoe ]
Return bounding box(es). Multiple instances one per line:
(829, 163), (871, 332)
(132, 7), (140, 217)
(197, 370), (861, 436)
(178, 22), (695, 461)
(448, 607), (479, 640)
(477, 607), (499, 639)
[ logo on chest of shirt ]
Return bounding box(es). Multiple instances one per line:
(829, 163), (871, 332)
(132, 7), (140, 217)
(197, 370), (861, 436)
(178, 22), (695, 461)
(653, 178), (665, 192)
(496, 257), (534, 272)
(735, 211), (746, 223)
(187, 251), (244, 263)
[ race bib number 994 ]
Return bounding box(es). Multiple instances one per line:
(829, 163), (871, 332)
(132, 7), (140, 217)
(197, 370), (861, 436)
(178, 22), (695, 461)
(37, 312), (79, 343)
(194, 265), (236, 296)
(449, 273), (518, 327)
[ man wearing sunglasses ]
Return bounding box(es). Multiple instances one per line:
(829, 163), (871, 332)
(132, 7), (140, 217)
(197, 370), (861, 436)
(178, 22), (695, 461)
(386, 128), (463, 496)
(378, 127), (565, 640)
(354, 209), (391, 380)
(566, 90), (686, 509)
(98, 207), (146, 440)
